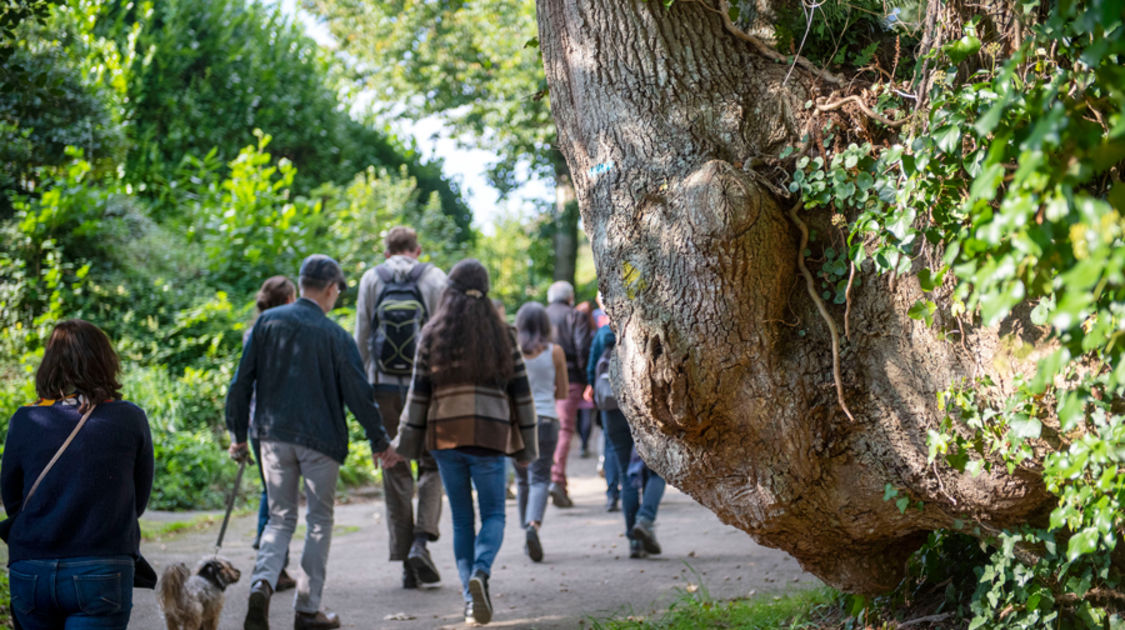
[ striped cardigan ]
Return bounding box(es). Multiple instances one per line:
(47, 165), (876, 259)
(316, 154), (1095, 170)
(395, 334), (538, 464)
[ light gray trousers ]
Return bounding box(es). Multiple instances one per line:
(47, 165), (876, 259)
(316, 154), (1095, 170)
(252, 440), (340, 614)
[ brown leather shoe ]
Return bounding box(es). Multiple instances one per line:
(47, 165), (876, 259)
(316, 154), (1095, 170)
(294, 611), (340, 630)
(275, 569), (297, 592)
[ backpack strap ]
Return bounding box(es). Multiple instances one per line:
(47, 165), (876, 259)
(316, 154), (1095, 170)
(374, 264), (394, 284)
(406, 262), (430, 283)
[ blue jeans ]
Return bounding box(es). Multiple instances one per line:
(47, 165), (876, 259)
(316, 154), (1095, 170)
(516, 418), (560, 526)
(9, 556), (134, 630)
(430, 449), (507, 602)
(251, 436), (270, 538)
(629, 451), (666, 524)
(602, 410), (665, 538)
(603, 428), (620, 502)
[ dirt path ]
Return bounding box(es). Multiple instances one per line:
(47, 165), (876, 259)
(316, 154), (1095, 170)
(129, 440), (821, 629)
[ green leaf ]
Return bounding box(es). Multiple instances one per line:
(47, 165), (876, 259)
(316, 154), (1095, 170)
(1009, 415), (1042, 439)
(933, 125), (962, 155)
(1067, 528), (1100, 561)
(945, 33), (982, 63)
(907, 300), (937, 326)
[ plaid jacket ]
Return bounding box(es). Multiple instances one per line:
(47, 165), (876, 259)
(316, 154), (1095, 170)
(395, 332), (538, 464)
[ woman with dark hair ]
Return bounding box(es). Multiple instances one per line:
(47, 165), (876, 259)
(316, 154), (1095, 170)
(395, 259), (538, 626)
(513, 302), (568, 563)
(573, 301), (598, 459)
(246, 276), (298, 591)
(2, 319), (154, 630)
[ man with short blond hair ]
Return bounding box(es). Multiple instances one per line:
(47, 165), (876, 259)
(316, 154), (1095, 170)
(355, 226), (448, 589)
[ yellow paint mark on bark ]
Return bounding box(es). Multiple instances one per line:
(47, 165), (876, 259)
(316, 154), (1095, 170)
(622, 262), (648, 299)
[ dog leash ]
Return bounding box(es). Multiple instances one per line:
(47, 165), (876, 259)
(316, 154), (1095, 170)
(214, 456), (247, 555)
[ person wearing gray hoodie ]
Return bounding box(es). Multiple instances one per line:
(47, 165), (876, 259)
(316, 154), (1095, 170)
(355, 226), (448, 590)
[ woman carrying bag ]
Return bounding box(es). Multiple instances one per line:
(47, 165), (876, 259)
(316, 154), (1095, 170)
(394, 259), (538, 626)
(2, 319), (155, 630)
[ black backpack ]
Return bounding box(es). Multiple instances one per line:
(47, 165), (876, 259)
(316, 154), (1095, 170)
(371, 262), (431, 376)
(593, 344), (619, 411)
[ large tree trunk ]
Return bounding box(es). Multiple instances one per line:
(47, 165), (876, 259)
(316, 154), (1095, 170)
(552, 163), (579, 283)
(536, 0), (1051, 594)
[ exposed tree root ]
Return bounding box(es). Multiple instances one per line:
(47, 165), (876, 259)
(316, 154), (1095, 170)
(786, 199), (856, 423)
(816, 94), (911, 127)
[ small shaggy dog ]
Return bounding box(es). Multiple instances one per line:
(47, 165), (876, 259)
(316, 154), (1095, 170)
(156, 557), (242, 630)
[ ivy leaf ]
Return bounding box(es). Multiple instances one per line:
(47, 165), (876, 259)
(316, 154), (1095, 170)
(908, 299), (937, 326)
(933, 125), (962, 154)
(945, 33), (982, 64)
(1029, 295), (1055, 326)
(1009, 415), (1042, 439)
(1067, 527), (1099, 561)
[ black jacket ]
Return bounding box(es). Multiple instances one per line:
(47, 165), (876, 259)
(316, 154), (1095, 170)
(546, 301), (593, 386)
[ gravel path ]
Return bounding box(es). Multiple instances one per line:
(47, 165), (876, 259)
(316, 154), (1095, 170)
(128, 441), (821, 629)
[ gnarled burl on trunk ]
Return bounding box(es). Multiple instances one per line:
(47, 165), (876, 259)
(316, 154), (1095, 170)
(536, 0), (1051, 593)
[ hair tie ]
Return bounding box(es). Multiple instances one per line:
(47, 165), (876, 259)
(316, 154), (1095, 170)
(452, 281), (486, 299)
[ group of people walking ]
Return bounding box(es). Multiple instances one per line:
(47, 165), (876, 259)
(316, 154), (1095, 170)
(0, 224), (665, 629)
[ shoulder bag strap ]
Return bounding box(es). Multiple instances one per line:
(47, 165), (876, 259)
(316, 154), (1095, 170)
(23, 404), (96, 505)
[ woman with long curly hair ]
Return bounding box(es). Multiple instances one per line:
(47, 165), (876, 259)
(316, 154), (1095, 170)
(394, 259), (538, 626)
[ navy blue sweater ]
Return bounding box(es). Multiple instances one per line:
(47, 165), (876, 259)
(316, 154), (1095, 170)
(1, 398), (154, 563)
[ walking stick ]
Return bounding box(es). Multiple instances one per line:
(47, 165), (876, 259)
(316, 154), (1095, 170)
(215, 456), (248, 554)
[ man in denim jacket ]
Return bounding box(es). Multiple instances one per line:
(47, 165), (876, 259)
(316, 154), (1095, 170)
(227, 254), (402, 630)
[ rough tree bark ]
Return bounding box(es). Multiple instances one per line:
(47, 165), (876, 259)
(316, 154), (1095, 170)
(536, 0), (1052, 593)
(553, 161), (580, 284)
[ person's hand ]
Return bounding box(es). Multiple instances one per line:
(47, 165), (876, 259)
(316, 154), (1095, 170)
(583, 385), (594, 403)
(375, 444), (404, 468)
(229, 442), (252, 464)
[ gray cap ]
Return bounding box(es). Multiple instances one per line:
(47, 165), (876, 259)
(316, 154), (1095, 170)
(299, 254), (347, 291)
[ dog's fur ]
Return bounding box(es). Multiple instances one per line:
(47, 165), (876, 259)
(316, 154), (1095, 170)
(156, 557), (241, 630)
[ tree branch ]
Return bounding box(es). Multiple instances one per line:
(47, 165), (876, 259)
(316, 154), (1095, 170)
(711, 0), (843, 86)
(816, 95), (911, 127)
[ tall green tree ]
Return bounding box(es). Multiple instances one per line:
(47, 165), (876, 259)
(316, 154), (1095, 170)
(302, 0), (578, 283)
(102, 0), (472, 237)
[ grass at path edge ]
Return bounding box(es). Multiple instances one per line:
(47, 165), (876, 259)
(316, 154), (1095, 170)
(586, 584), (839, 630)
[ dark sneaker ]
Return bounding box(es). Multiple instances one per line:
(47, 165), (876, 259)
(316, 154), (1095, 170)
(276, 569), (297, 592)
(525, 525), (543, 562)
(244, 579), (272, 630)
(548, 482), (573, 508)
(629, 539), (647, 559)
(294, 610), (340, 630)
(631, 519), (662, 555)
(468, 570), (492, 625)
(605, 496), (620, 512)
(402, 561), (418, 589)
(407, 543), (441, 585)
